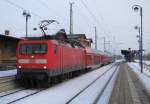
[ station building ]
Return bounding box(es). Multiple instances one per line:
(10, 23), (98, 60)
(67, 34), (93, 47)
(0, 30), (21, 66)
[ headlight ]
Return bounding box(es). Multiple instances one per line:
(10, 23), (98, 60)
(18, 66), (22, 68)
(43, 66), (47, 69)
(18, 59), (29, 64)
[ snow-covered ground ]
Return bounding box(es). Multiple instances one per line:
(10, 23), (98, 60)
(0, 69), (17, 77)
(128, 62), (150, 92)
(0, 63), (119, 104)
(135, 59), (150, 65)
(115, 59), (124, 63)
(144, 60), (150, 65)
(70, 65), (119, 104)
(97, 66), (119, 104)
(0, 89), (40, 104)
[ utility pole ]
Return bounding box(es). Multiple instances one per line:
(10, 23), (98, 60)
(70, 2), (74, 35)
(140, 7), (143, 73)
(23, 10), (31, 38)
(132, 5), (143, 73)
(135, 26), (141, 66)
(94, 26), (97, 49)
(103, 37), (106, 52)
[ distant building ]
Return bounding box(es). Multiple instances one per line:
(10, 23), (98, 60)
(121, 48), (135, 62)
(0, 32), (21, 66)
(67, 34), (93, 47)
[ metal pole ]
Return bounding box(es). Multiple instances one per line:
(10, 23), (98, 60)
(104, 37), (106, 52)
(140, 8), (143, 73)
(94, 27), (97, 49)
(70, 2), (74, 35)
(26, 16), (28, 38)
(23, 11), (31, 38)
(138, 28), (141, 66)
(108, 41), (111, 52)
(132, 5), (143, 73)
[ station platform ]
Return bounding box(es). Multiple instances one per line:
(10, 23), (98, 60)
(109, 62), (150, 104)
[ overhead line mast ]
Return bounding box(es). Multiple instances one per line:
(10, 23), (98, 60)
(94, 26), (97, 49)
(70, 2), (74, 35)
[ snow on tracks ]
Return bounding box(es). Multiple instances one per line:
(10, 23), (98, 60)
(12, 63), (120, 104)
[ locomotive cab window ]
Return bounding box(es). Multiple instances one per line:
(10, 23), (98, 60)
(20, 44), (47, 54)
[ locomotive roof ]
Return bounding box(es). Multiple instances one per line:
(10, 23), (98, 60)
(26, 34), (86, 40)
(26, 35), (56, 40)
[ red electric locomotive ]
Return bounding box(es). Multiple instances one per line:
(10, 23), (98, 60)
(16, 20), (113, 87)
(16, 30), (86, 86)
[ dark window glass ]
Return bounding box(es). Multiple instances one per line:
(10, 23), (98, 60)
(20, 44), (47, 54)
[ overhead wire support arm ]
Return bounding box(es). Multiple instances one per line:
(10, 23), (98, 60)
(39, 20), (59, 36)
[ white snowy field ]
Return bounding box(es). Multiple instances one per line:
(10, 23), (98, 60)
(144, 60), (150, 65)
(0, 69), (17, 77)
(0, 63), (119, 104)
(128, 62), (150, 92)
(135, 60), (150, 65)
(115, 59), (124, 63)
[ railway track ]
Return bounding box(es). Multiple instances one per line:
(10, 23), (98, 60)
(0, 76), (19, 93)
(0, 63), (119, 104)
(0, 88), (25, 97)
(0, 75), (44, 104)
(0, 88), (44, 104)
(0, 66), (16, 71)
(65, 62), (120, 104)
(0, 76), (15, 83)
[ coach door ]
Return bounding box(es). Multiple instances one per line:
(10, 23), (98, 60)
(59, 44), (63, 74)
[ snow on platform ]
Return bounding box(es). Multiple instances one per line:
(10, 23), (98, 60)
(0, 69), (17, 77)
(128, 62), (150, 92)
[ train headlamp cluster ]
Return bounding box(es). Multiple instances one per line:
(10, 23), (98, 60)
(35, 59), (47, 64)
(18, 59), (47, 64)
(18, 59), (29, 64)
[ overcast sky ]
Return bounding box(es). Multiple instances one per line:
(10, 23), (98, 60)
(0, 0), (150, 54)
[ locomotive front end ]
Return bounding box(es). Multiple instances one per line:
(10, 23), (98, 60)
(16, 40), (50, 86)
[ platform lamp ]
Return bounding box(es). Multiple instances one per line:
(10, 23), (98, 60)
(132, 5), (143, 73)
(134, 26), (141, 66)
(23, 10), (31, 38)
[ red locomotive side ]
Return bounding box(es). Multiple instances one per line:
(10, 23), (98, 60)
(16, 39), (86, 85)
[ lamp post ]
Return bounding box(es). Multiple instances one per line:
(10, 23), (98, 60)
(132, 5), (143, 73)
(134, 26), (141, 65)
(23, 10), (31, 38)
